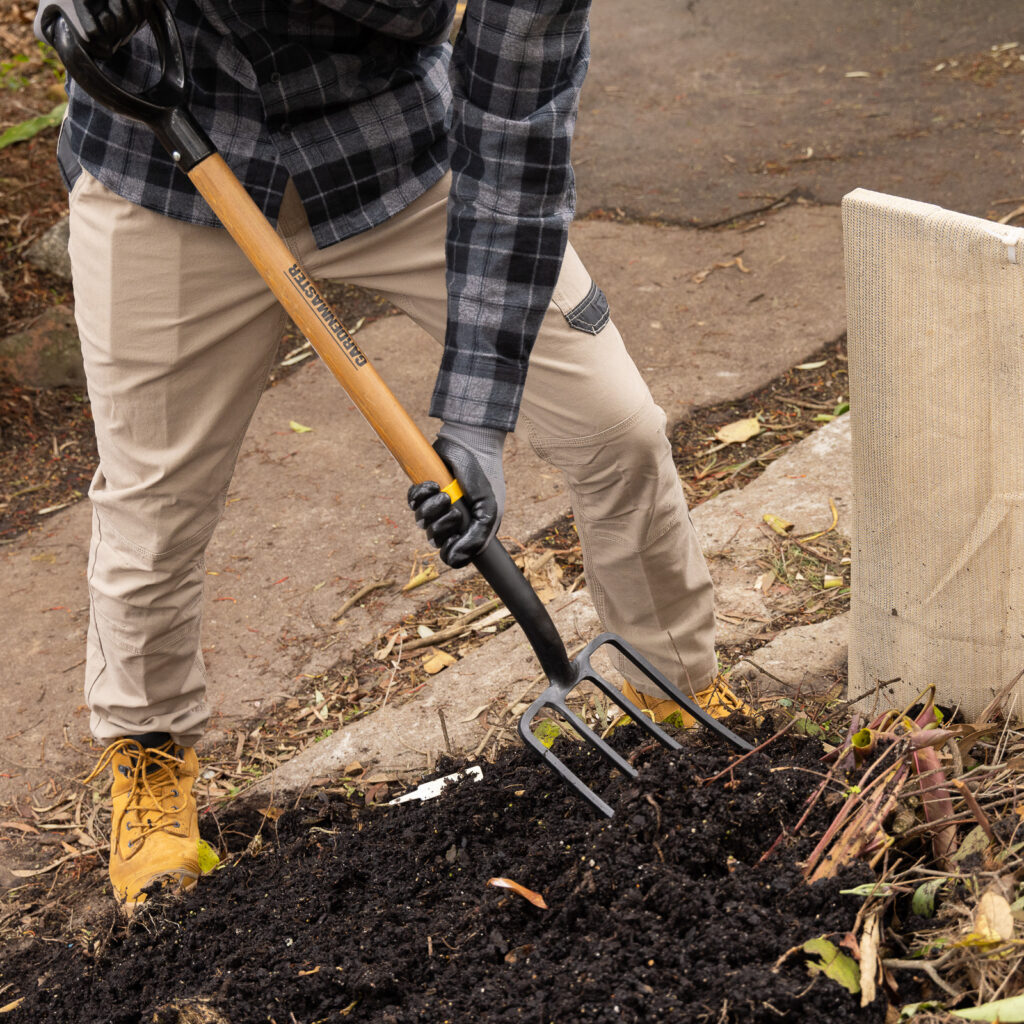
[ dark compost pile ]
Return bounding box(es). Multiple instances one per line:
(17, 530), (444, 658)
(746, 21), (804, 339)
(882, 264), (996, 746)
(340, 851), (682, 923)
(2, 727), (885, 1024)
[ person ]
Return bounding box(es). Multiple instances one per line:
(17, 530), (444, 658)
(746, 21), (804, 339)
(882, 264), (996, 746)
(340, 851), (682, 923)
(38, 0), (744, 908)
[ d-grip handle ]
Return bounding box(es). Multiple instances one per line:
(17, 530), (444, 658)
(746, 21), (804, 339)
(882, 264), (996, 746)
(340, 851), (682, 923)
(38, 0), (213, 170)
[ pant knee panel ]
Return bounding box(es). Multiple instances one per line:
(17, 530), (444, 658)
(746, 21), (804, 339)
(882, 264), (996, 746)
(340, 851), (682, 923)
(527, 401), (684, 554)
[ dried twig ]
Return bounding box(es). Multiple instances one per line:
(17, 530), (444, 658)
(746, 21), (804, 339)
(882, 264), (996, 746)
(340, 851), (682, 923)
(951, 778), (998, 847)
(882, 957), (962, 1000)
(700, 717), (799, 787)
(332, 579), (395, 621)
(400, 598), (503, 653)
(978, 667), (1024, 725)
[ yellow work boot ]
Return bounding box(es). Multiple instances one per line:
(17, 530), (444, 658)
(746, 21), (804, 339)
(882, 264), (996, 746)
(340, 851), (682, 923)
(621, 675), (753, 727)
(85, 736), (200, 908)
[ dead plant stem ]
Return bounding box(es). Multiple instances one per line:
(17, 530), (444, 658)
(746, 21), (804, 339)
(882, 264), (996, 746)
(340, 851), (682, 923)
(401, 597), (504, 653)
(802, 742), (910, 879)
(951, 778), (998, 845)
(757, 752), (847, 864)
(331, 578), (396, 622)
(882, 958), (962, 1000)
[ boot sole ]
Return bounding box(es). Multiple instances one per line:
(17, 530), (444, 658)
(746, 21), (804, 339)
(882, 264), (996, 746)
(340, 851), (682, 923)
(120, 868), (200, 914)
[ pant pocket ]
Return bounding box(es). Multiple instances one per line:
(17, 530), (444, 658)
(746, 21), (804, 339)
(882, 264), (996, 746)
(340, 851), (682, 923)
(560, 280), (610, 335)
(551, 244), (611, 335)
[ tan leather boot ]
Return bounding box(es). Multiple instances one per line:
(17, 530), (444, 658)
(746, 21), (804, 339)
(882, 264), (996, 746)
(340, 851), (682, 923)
(621, 676), (753, 727)
(86, 737), (200, 908)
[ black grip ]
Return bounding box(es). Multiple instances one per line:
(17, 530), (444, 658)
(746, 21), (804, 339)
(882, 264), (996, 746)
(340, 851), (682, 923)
(39, 0), (214, 170)
(35, 0), (90, 45)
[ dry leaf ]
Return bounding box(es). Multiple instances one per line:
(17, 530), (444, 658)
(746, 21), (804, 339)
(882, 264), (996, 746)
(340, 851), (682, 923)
(799, 497), (839, 542)
(763, 512), (794, 535)
(460, 702), (492, 723)
(691, 256), (750, 284)
(423, 650), (457, 675)
(973, 890), (1015, 943)
(258, 805), (284, 821)
(859, 911), (880, 1008)
(504, 944), (534, 964)
(373, 631), (404, 661)
(715, 417), (761, 445)
(488, 877), (549, 909)
(289, 420), (313, 433)
(523, 551), (565, 604)
(403, 565), (438, 592)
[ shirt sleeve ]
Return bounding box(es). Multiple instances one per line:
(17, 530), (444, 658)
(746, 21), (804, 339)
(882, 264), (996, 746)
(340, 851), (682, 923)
(430, 0), (591, 431)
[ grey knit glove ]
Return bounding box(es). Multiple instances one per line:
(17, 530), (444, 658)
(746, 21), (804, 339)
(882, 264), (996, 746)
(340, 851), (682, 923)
(407, 423), (507, 568)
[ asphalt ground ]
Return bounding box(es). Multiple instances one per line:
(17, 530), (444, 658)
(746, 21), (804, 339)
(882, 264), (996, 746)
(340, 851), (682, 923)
(580, 0), (1024, 225)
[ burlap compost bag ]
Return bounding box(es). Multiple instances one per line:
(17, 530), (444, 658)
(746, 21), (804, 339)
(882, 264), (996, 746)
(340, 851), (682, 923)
(843, 188), (1024, 719)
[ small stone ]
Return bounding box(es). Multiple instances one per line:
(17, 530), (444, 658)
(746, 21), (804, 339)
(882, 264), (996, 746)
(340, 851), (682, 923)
(25, 216), (71, 282)
(0, 305), (84, 388)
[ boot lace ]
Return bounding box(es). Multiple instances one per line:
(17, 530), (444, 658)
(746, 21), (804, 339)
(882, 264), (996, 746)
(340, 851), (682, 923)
(85, 738), (189, 845)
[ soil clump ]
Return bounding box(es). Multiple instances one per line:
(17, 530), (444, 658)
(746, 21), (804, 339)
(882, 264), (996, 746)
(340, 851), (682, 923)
(2, 724), (886, 1024)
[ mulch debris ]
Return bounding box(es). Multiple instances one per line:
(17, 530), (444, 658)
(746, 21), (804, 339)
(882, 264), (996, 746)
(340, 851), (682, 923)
(671, 334), (847, 507)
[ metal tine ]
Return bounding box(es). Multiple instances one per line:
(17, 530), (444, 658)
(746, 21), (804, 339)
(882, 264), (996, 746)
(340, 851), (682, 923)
(582, 633), (753, 753)
(545, 697), (638, 778)
(518, 704), (616, 818)
(519, 693), (638, 779)
(518, 631), (753, 820)
(584, 669), (684, 750)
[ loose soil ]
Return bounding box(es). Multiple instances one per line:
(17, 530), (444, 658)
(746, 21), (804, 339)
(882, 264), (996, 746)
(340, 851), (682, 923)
(1, 724), (898, 1024)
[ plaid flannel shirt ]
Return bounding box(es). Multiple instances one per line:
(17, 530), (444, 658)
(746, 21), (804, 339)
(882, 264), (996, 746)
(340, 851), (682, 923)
(59, 0), (590, 431)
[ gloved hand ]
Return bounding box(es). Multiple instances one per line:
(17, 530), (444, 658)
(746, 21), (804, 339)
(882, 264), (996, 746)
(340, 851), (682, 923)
(35, 0), (146, 58)
(407, 423), (507, 568)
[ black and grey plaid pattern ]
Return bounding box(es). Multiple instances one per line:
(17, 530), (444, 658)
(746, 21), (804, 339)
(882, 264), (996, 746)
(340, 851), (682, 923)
(434, 0), (589, 429)
(60, 0), (591, 431)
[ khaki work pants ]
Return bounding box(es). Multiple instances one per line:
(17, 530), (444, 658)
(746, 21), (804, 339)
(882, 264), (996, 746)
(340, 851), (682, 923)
(68, 170), (717, 745)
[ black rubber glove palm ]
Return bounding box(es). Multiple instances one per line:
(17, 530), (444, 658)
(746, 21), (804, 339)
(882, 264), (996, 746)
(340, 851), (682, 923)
(407, 424), (506, 569)
(35, 0), (146, 58)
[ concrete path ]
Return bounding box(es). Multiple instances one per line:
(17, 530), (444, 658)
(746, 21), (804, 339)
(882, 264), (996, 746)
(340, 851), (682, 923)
(582, 0), (1024, 226)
